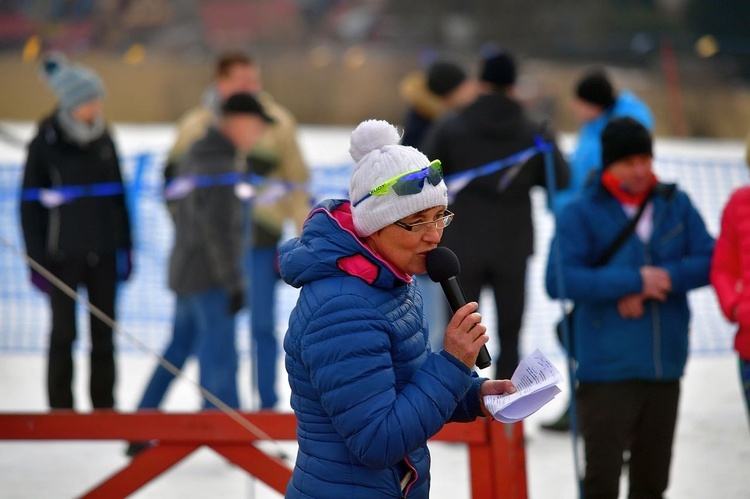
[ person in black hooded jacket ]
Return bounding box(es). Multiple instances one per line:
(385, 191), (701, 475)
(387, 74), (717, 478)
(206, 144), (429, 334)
(421, 50), (569, 379)
(19, 52), (132, 410)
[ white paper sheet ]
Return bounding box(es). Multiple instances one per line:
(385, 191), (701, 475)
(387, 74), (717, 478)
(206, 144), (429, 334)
(482, 349), (563, 423)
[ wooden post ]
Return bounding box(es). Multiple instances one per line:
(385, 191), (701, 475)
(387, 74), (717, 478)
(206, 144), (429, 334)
(660, 36), (688, 137)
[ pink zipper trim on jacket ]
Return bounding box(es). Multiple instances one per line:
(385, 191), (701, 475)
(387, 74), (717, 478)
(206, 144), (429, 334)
(315, 203), (413, 284)
(402, 456), (418, 497)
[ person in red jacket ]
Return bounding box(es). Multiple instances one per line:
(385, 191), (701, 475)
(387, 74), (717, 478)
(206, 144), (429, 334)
(710, 185), (750, 429)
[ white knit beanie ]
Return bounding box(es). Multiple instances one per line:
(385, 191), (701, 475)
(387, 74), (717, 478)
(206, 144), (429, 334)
(349, 120), (447, 237)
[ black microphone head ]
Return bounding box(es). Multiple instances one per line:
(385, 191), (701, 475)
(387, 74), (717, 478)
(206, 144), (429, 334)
(425, 246), (460, 283)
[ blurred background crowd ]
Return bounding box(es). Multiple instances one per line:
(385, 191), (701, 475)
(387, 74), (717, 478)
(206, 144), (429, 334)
(1, 0), (750, 138)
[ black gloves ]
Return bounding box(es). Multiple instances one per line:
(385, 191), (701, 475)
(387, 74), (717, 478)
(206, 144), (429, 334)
(30, 270), (52, 294)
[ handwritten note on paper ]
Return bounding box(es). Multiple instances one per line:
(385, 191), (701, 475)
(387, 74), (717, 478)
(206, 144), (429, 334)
(483, 349), (563, 423)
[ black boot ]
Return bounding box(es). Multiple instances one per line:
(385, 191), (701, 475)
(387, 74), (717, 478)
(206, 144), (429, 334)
(541, 406), (570, 432)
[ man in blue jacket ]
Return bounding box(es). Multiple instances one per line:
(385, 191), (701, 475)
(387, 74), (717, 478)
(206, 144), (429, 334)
(554, 70), (654, 214)
(546, 117), (714, 499)
(543, 70), (657, 432)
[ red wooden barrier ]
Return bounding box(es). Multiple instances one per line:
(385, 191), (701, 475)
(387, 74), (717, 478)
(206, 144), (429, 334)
(0, 412), (526, 498)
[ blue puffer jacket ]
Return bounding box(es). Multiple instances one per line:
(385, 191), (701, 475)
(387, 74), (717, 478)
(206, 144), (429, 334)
(555, 91), (654, 213)
(546, 180), (714, 382)
(279, 199), (486, 498)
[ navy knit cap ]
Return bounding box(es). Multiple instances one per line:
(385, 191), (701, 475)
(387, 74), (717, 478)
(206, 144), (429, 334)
(426, 61), (466, 97)
(39, 51), (105, 111)
(576, 71), (616, 109)
(480, 51), (516, 87)
(601, 117), (653, 168)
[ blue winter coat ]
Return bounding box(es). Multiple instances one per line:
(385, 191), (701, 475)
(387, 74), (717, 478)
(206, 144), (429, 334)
(555, 91), (654, 213)
(279, 199), (486, 498)
(546, 180), (714, 382)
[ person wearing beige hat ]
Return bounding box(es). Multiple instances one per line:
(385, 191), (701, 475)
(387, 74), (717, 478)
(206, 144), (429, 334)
(278, 119), (515, 498)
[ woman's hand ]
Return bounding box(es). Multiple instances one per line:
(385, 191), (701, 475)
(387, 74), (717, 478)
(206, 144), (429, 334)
(479, 379), (517, 418)
(442, 301), (489, 369)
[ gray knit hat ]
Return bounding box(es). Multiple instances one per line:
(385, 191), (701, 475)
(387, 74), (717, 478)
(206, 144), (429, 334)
(349, 120), (447, 237)
(39, 52), (105, 111)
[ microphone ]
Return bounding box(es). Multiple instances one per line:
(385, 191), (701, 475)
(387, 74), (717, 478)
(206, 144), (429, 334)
(425, 247), (492, 370)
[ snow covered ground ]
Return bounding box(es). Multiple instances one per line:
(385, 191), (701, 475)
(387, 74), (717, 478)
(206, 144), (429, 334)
(0, 351), (747, 498)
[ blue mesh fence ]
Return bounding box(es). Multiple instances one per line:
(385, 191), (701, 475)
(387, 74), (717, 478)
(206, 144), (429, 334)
(0, 123), (744, 359)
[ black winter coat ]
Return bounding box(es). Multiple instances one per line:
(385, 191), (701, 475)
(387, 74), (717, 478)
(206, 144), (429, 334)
(168, 127), (244, 296)
(421, 93), (569, 262)
(20, 112), (132, 266)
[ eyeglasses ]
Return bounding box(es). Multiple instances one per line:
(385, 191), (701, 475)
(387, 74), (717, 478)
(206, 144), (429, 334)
(394, 210), (454, 233)
(352, 160), (443, 207)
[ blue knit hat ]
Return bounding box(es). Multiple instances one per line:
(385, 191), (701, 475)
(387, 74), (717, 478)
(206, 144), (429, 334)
(39, 52), (105, 111)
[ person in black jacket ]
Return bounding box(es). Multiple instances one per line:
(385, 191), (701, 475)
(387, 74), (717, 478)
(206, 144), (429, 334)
(421, 50), (569, 379)
(20, 52), (132, 410)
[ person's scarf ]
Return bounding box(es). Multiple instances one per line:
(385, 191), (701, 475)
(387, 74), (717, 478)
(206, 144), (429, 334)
(56, 109), (105, 147)
(601, 169), (657, 206)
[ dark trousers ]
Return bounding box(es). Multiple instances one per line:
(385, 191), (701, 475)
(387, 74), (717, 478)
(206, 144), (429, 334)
(740, 357), (750, 429)
(577, 380), (680, 499)
(47, 254), (117, 409)
(456, 256), (527, 380)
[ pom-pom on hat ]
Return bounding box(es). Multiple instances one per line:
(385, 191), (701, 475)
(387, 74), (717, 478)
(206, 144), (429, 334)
(39, 51), (105, 111)
(480, 51), (516, 87)
(576, 70), (616, 109)
(426, 61), (466, 97)
(349, 120), (447, 237)
(601, 117), (653, 169)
